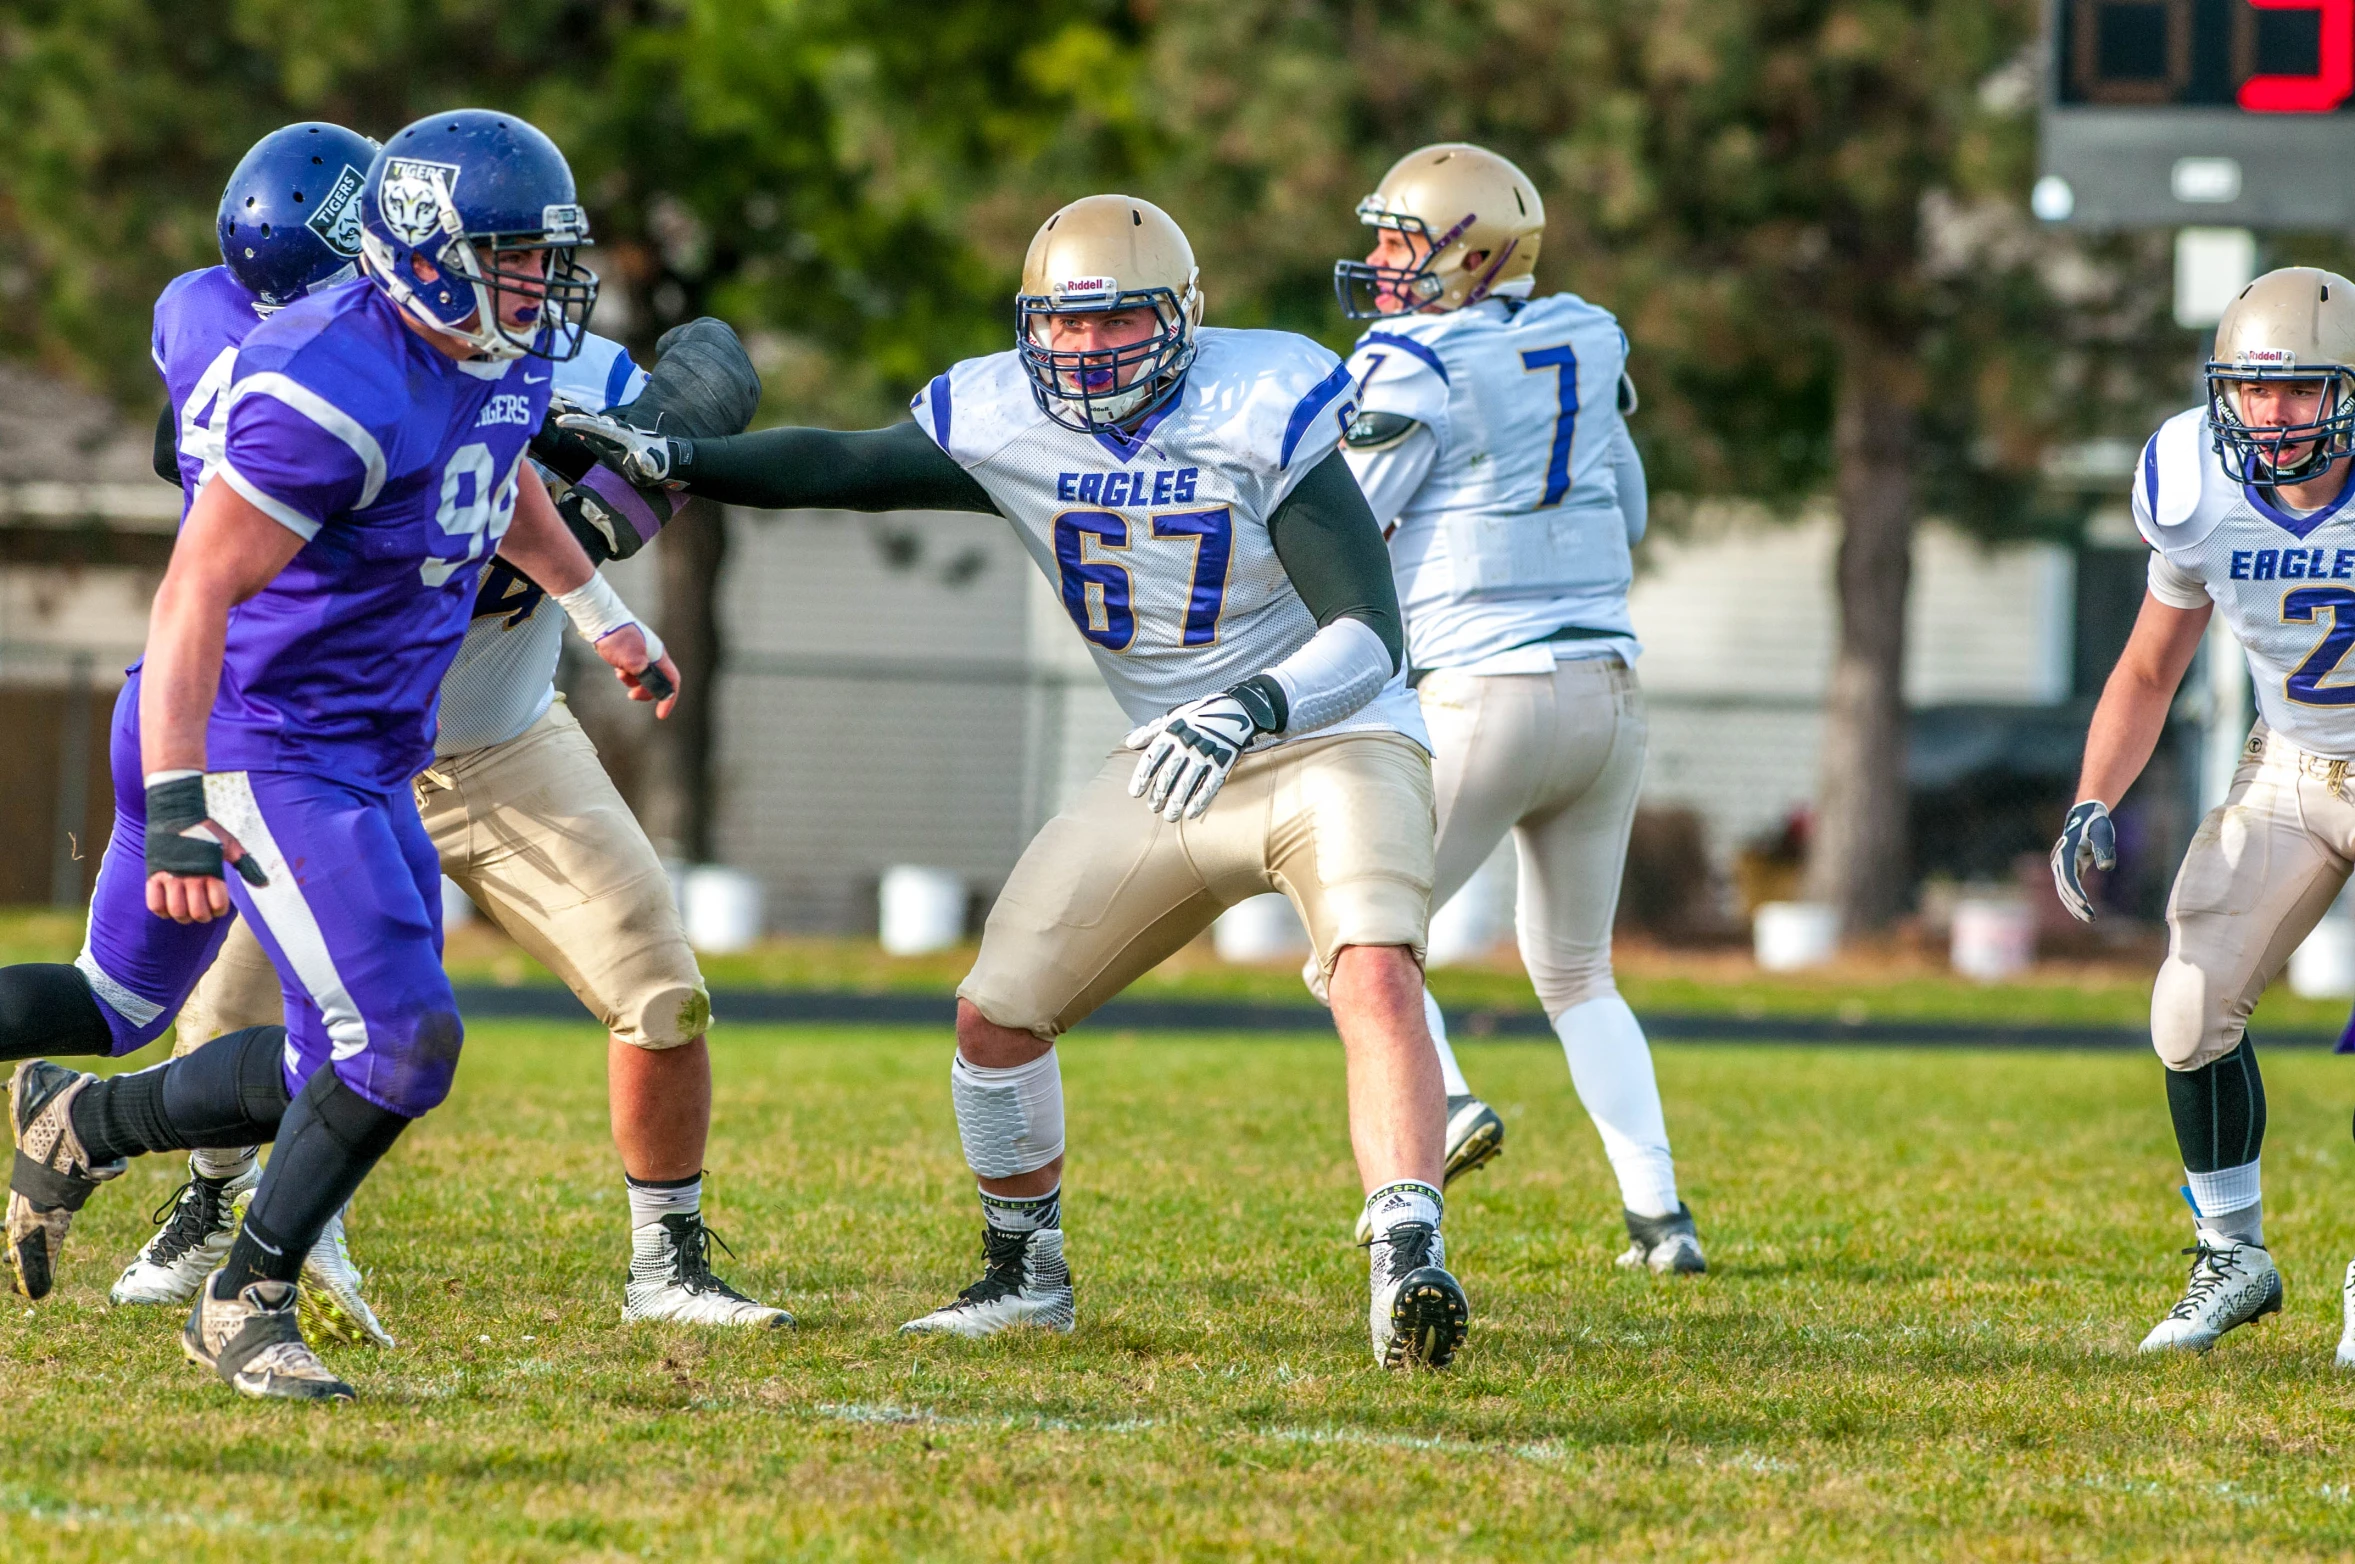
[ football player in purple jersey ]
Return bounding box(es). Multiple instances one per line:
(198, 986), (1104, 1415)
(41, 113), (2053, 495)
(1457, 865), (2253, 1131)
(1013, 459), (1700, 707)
(4, 110), (674, 1402)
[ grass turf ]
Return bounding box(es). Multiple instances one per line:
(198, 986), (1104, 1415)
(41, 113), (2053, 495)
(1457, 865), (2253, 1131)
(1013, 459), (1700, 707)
(3, 1022), (2355, 1559)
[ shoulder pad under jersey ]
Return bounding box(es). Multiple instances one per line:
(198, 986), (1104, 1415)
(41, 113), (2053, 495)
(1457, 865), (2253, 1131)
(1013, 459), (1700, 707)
(909, 349), (1039, 469)
(554, 332), (646, 414)
(1196, 327), (1353, 477)
(2133, 406), (2229, 551)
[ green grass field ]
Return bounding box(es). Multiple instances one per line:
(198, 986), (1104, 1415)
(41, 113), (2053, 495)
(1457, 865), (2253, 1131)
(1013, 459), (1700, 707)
(5, 1021), (2355, 1560)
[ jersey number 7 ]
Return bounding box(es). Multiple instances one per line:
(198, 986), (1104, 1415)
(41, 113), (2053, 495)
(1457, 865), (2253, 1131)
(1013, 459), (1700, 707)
(1054, 507), (1232, 652)
(1521, 344), (1578, 509)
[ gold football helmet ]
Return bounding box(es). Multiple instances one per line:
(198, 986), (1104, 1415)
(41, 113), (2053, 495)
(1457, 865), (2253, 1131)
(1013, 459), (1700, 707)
(1017, 194), (1204, 433)
(1334, 143), (1544, 319)
(2207, 266), (2355, 483)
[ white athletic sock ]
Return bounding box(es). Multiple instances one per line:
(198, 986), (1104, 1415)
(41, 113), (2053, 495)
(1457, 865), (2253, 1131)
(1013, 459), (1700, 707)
(1422, 988), (1472, 1098)
(192, 1145), (257, 1181)
(2186, 1160), (2262, 1246)
(1555, 994), (1680, 1219)
(626, 1173), (701, 1231)
(1363, 1179), (1443, 1238)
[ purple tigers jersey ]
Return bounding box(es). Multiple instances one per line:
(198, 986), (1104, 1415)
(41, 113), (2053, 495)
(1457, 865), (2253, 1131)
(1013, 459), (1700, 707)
(208, 280), (550, 789)
(151, 265), (270, 517)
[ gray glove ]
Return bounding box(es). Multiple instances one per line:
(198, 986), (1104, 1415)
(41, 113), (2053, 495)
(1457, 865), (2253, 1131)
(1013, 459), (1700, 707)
(2049, 799), (2116, 923)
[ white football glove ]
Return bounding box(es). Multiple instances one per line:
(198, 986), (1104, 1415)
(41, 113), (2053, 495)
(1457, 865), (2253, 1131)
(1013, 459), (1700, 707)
(1125, 690), (1274, 822)
(554, 411), (682, 488)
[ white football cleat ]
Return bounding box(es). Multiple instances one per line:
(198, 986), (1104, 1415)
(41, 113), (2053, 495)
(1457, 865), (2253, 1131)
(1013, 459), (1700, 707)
(624, 1213), (791, 1327)
(900, 1227), (1074, 1338)
(1617, 1203), (1707, 1276)
(2336, 1258), (2355, 1371)
(1354, 1095), (1507, 1244)
(110, 1159), (259, 1307)
(1367, 1220), (1468, 1369)
(229, 1193), (396, 1349)
(2138, 1231), (2281, 1354)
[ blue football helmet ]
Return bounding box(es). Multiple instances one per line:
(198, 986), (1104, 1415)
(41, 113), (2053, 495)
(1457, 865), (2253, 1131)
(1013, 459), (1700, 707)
(216, 122), (381, 311)
(358, 109), (598, 361)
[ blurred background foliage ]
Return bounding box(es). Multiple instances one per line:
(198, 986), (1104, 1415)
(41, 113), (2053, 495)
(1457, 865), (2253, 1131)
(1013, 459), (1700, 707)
(0, 0), (2213, 525)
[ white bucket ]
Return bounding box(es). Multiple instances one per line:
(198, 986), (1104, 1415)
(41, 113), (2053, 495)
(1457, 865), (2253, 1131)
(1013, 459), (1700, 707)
(879, 865), (966, 956)
(1213, 893), (1309, 963)
(1753, 901), (1838, 972)
(2291, 917), (2355, 999)
(682, 865), (765, 954)
(1951, 897), (2036, 983)
(440, 875), (477, 930)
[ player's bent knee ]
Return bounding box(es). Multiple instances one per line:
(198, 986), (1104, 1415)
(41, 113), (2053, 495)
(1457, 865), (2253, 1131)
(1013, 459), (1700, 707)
(1527, 961), (1618, 1022)
(611, 982), (711, 1050)
(954, 990), (1060, 1057)
(2150, 958), (2235, 1071)
(377, 1007), (465, 1116)
(950, 1046), (1064, 1177)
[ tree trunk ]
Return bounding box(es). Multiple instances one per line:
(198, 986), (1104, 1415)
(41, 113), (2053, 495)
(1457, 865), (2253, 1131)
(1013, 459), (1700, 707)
(644, 496), (728, 862)
(1802, 327), (1919, 935)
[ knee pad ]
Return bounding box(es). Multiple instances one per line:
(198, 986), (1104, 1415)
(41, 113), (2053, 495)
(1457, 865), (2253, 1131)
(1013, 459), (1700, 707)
(950, 1049), (1064, 1178)
(380, 1008), (464, 1115)
(1526, 952), (1618, 1021)
(304, 1063), (413, 1160)
(614, 983), (711, 1050)
(2150, 957), (2228, 1071)
(0, 963), (110, 1060)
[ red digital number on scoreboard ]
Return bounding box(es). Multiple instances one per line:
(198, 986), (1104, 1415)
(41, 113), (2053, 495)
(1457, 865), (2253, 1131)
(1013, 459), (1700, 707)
(2063, 0), (2355, 112)
(2240, 0), (2352, 110)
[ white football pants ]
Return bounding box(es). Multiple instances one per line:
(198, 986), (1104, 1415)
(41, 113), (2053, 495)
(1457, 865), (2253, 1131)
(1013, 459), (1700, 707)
(1418, 655), (1680, 1217)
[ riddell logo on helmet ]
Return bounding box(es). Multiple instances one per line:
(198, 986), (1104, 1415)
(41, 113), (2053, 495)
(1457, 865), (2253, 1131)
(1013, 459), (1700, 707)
(379, 158), (461, 246)
(1055, 277), (1119, 302)
(2238, 346), (2298, 366)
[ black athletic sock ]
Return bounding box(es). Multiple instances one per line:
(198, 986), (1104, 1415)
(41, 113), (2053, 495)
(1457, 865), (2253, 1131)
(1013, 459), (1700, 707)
(217, 1066), (410, 1296)
(2165, 1035), (2267, 1173)
(0, 964), (112, 1061)
(68, 1026), (290, 1165)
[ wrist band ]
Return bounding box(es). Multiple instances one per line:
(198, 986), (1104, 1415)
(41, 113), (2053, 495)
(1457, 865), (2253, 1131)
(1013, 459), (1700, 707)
(555, 573), (665, 663)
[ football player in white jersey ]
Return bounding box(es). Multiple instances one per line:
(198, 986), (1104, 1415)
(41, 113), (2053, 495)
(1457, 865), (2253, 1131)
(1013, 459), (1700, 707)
(1329, 144), (1703, 1274)
(109, 320), (789, 1336)
(562, 194), (1473, 1368)
(2054, 266), (2355, 1360)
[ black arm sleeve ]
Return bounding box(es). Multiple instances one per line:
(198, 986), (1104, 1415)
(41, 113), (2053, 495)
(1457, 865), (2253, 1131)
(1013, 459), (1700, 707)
(153, 403), (179, 485)
(1262, 449), (1405, 673)
(670, 419), (999, 515)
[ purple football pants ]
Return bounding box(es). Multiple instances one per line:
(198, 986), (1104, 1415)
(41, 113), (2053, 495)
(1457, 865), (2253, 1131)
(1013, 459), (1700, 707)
(77, 675), (460, 1115)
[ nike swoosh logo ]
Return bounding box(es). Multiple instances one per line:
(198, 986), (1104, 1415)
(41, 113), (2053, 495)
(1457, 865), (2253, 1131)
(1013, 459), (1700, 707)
(523, 373), (550, 384)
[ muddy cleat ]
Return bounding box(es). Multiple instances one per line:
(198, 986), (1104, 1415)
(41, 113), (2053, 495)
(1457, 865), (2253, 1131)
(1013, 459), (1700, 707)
(1368, 1220), (1469, 1369)
(624, 1212), (791, 1327)
(900, 1227), (1075, 1338)
(7, 1061), (125, 1300)
(2138, 1232), (2282, 1354)
(2337, 1258), (2355, 1371)
(110, 1159), (260, 1307)
(182, 1272), (355, 1402)
(1617, 1203), (1707, 1276)
(1355, 1095), (1507, 1244)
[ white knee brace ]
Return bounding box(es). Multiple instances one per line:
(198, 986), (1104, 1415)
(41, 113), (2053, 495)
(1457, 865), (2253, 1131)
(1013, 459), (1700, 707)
(950, 1048), (1065, 1178)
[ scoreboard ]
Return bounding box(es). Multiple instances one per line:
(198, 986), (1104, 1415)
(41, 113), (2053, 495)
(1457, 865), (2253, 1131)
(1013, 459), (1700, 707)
(2042, 0), (2355, 227)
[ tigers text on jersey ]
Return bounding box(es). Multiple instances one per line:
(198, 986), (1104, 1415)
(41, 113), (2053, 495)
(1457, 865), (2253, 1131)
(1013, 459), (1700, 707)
(910, 327), (1426, 750)
(434, 333), (647, 755)
(1343, 292), (1637, 672)
(209, 281), (552, 788)
(2136, 405), (2355, 757)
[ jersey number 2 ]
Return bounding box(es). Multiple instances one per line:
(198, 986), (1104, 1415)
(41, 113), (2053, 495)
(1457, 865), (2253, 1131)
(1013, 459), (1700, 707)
(1053, 507), (1232, 652)
(2285, 587), (2355, 705)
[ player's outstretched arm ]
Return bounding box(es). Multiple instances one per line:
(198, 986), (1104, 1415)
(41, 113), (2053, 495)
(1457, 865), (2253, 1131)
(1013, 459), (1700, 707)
(2052, 590), (2211, 921)
(497, 463), (681, 717)
(140, 479), (310, 922)
(557, 413), (999, 516)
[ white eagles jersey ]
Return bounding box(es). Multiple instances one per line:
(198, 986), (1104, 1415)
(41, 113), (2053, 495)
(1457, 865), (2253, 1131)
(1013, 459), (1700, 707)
(909, 327), (1426, 750)
(2136, 404), (2355, 758)
(433, 333), (648, 757)
(1342, 291), (1638, 673)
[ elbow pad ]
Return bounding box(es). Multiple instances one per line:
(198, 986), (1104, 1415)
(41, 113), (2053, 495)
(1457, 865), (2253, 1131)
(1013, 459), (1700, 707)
(1258, 616), (1393, 737)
